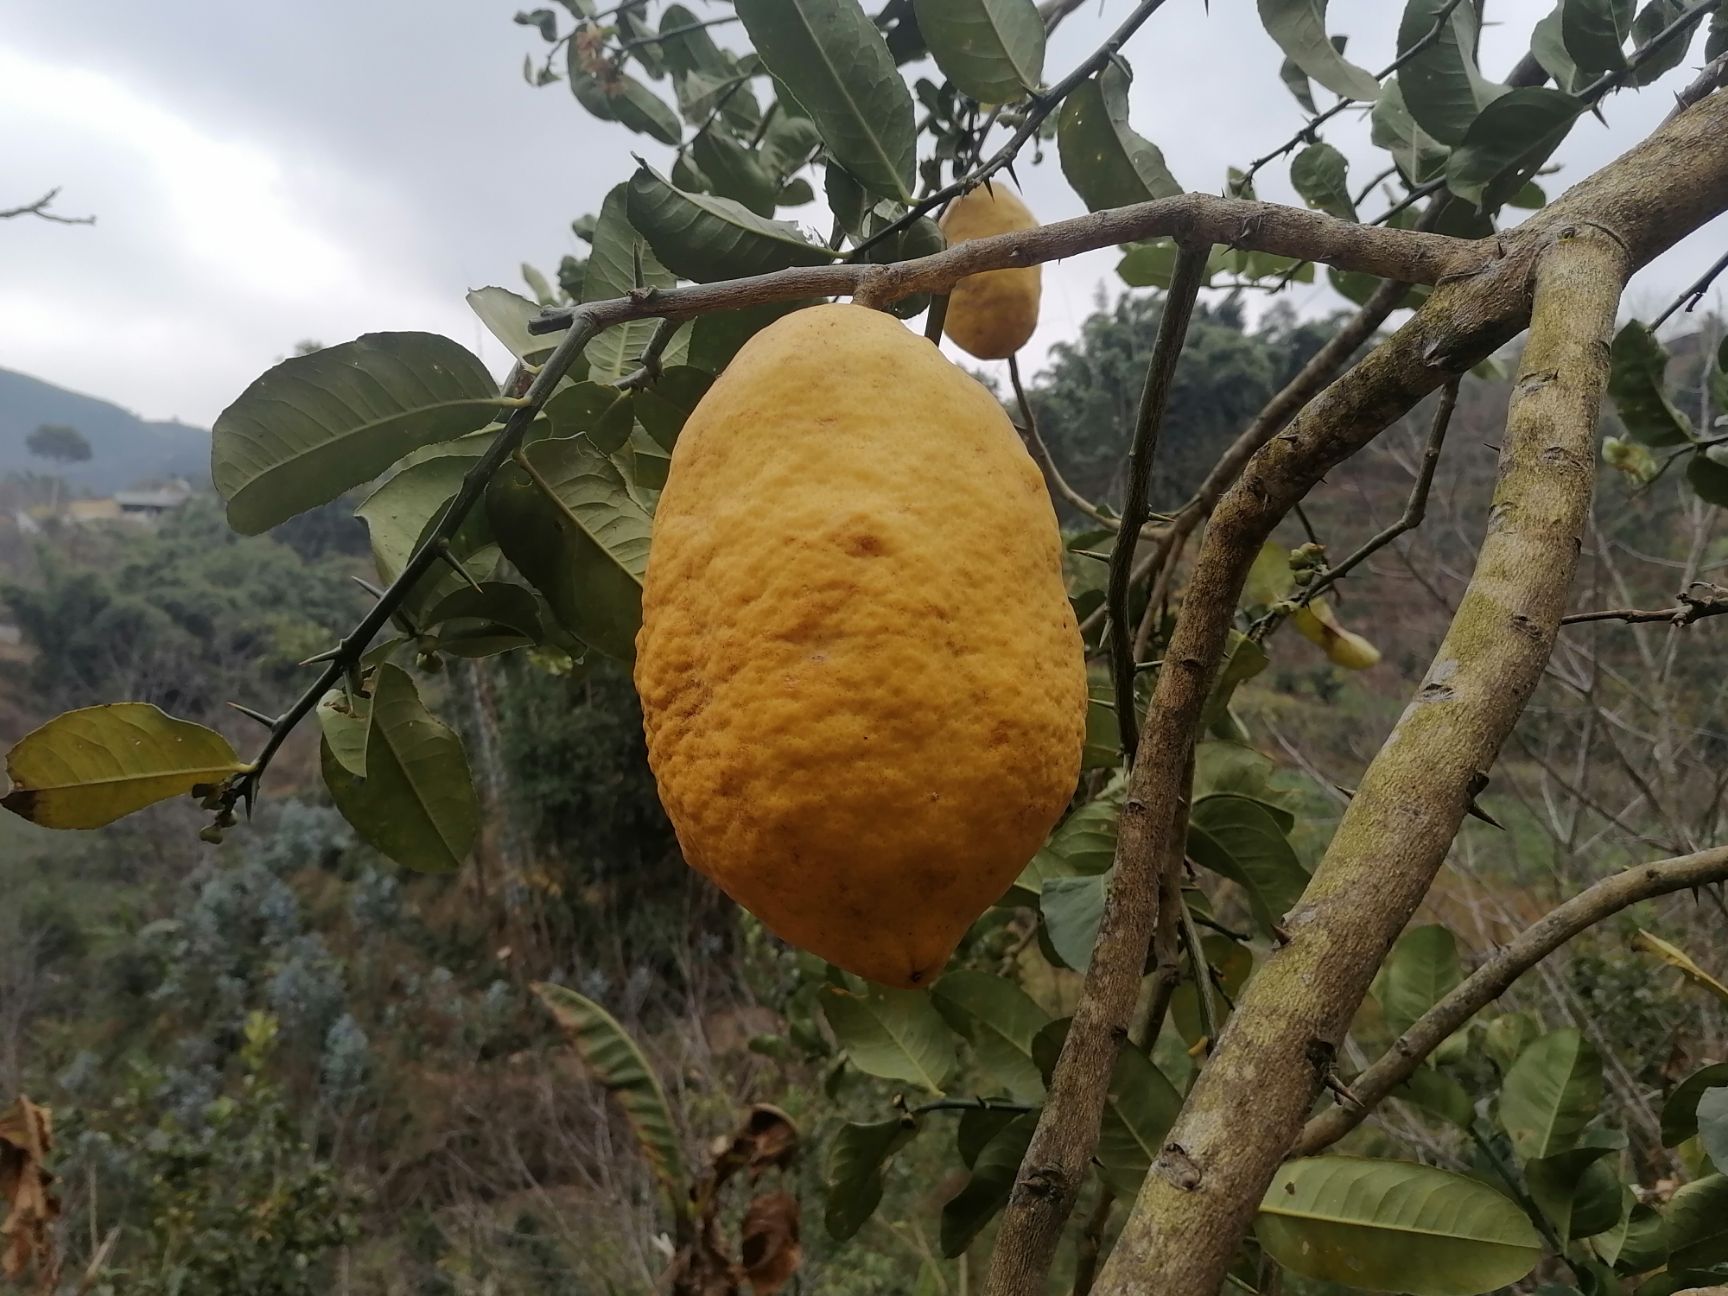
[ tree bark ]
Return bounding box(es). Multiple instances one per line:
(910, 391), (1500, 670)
(1094, 222), (1630, 1296)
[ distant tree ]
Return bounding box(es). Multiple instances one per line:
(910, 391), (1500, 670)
(26, 422), (92, 466)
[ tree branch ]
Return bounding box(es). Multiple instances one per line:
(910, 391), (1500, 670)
(0, 188), (95, 226)
(1652, 245), (1728, 327)
(529, 192), (1480, 337)
(1110, 245), (1209, 760)
(1295, 843), (1728, 1156)
(1095, 223), (1632, 1296)
(1561, 581), (1728, 626)
(1008, 355), (1112, 526)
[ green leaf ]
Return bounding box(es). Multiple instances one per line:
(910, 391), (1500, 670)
(931, 971), (1050, 1101)
(1397, 0), (1507, 146)
(1058, 61), (1181, 213)
(568, 45), (681, 143)
(1443, 88), (1581, 210)
(1187, 793), (1310, 936)
(1009, 782), (1123, 903)
(1392, 1066), (1476, 1128)
(1563, 0), (1636, 74)
(1118, 238), (1214, 290)
(760, 113), (826, 182)
(1371, 76), (1451, 184)
(1666, 1173), (1728, 1269)
(1711, 334), (1728, 412)
(939, 1113), (1035, 1257)
(486, 435), (652, 661)
(1711, 0), (1728, 58)
(1257, 0), (1383, 101)
(532, 982), (689, 1217)
(316, 687), (371, 780)
(1533, 3), (1587, 92)
(1030, 1020), (1181, 1194)
(674, 68), (762, 135)
(1483, 1011), (1540, 1075)
(1040, 873), (1110, 971)
(633, 367), (714, 449)
(1290, 142), (1357, 220)
(583, 184), (682, 383)
(690, 128), (779, 216)
(544, 382), (638, 453)
(820, 983), (957, 1092)
(1171, 933), (1254, 1046)
(420, 582), (546, 658)
(1686, 451), (1728, 508)
(627, 164), (836, 282)
(1697, 1087), (1728, 1173)
(321, 664), (478, 872)
(212, 332), (500, 535)
(355, 452), (489, 588)
(1609, 321), (1696, 447)
(914, 0), (1044, 103)
(825, 1118), (917, 1239)
(957, 1107), (1021, 1167)
(1525, 1133), (1625, 1238)
(1279, 39), (1347, 113)
(1380, 924), (1462, 1036)
(735, 0), (916, 202)
(1629, 0), (1707, 85)
(1662, 1063), (1728, 1145)
(1258, 1157), (1543, 1295)
(466, 285), (568, 365)
(1499, 1028), (1604, 1160)
(1595, 1189), (1668, 1273)
(1093, 1039), (1183, 1194)
(2, 704), (246, 829)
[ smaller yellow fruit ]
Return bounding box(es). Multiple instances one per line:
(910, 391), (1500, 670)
(1291, 602), (1381, 671)
(939, 184), (1041, 360)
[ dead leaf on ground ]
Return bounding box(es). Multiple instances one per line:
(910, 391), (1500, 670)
(0, 1096), (61, 1290)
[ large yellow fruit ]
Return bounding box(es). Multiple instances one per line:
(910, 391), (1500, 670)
(938, 184), (1041, 360)
(635, 304), (1087, 988)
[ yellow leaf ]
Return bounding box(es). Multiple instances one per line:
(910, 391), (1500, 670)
(2, 703), (247, 829)
(1632, 929), (1728, 1004)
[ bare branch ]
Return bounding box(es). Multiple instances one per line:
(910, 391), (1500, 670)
(1008, 355), (1113, 526)
(0, 188), (95, 226)
(1295, 844), (1728, 1155)
(1561, 580), (1728, 625)
(1652, 245), (1728, 327)
(1110, 245), (1209, 760)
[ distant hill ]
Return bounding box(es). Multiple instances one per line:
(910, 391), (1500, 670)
(0, 367), (210, 492)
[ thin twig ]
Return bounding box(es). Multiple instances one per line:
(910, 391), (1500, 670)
(617, 14), (738, 51)
(1652, 246), (1728, 327)
(1008, 355), (1112, 525)
(1071, 1186), (1116, 1296)
(1560, 581), (1728, 625)
(1663, 50), (1728, 123)
(1300, 380), (1458, 605)
(1175, 889), (1218, 1052)
(1109, 244), (1210, 760)
(617, 317), (683, 390)
(0, 187), (95, 225)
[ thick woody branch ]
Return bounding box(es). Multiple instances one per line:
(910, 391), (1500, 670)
(528, 193), (1481, 336)
(1094, 224), (1631, 1296)
(1295, 844), (1728, 1156)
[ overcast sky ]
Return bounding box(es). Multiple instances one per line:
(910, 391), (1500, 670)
(2, 1), (1723, 429)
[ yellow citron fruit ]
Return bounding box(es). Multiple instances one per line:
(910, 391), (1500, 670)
(635, 304), (1087, 988)
(1291, 602), (1382, 671)
(938, 183), (1041, 360)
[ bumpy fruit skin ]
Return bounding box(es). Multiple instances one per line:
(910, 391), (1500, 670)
(635, 304), (1087, 988)
(938, 184), (1041, 360)
(1292, 603), (1381, 671)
